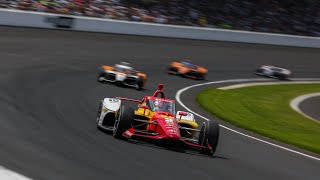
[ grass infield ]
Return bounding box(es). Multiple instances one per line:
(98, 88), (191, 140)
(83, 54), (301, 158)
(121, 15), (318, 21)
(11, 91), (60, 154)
(196, 84), (320, 154)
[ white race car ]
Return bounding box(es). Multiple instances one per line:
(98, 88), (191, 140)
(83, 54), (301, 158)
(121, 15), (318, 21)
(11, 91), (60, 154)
(255, 65), (292, 80)
(97, 62), (147, 90)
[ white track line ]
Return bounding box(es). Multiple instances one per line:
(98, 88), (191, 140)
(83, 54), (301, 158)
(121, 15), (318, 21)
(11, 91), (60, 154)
(175, 78), (320, 161)
(290, 93), (320, 123)
(219, 81), (320, 90)
(0, 166), (32, 180)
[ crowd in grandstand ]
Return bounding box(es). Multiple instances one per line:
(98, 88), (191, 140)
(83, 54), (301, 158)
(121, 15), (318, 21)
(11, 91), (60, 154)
(1, 0), (319, 36)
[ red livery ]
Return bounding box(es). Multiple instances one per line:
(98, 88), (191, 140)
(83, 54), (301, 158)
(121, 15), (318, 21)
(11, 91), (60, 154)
(98, 84), (220, 156)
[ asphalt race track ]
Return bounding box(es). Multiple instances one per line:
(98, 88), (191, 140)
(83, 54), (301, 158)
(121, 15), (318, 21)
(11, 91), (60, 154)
(0, 26), (320, 180)
(300, 96), (320, 122)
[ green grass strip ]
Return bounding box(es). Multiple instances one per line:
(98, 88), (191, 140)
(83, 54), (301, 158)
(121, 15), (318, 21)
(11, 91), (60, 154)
(196, 84), (320, 154)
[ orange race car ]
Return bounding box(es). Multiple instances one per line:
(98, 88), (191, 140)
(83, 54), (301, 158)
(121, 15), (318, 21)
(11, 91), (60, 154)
(167, 60), (208, 80)
(97, 62), (147, 90)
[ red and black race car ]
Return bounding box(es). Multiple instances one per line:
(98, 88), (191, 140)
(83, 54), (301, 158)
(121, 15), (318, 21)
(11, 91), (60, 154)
(96, 84), (220, 156)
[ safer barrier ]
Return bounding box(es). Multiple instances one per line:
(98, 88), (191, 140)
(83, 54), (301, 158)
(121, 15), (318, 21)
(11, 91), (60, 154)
(1, 8), (319, 48)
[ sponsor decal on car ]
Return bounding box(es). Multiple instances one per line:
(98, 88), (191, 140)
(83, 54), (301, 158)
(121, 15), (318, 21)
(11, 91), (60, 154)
(109, 98), (119, 103)
(102, 107), (108, 113)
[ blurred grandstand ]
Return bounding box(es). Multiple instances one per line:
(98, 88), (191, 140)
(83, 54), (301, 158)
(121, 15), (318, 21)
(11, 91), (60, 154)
(0, 0), (319, 37)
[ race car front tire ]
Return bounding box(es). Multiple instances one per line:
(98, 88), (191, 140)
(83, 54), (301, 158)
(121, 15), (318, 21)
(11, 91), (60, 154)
(97, 73), (105, 82)
(199, 121), (220, 156)
(113, 105), (134, 139)
(167, 66), (178, 74)
(255, 68), (263, 74)
(96, 101), (103, 127)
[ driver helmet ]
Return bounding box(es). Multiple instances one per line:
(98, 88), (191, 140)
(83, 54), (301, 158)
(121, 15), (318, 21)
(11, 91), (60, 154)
(153, 100), (164, 110)
(182, 59), (193, 65)
(120, 61), (131, 66)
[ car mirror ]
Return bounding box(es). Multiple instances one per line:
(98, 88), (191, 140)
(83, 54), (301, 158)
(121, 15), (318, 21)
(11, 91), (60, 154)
(177, 111), (188, 121)
(178, 111), (187, 116)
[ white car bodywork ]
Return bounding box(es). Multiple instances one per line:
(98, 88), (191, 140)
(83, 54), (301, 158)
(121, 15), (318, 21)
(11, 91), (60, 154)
(97, 98), (121, 131)
(256, 65), (291, 79)
(98, 63), (143, 89)
(176, 111), (195, 122)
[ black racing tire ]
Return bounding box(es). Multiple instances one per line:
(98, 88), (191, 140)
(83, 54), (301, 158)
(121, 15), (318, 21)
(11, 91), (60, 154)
(97, 73), (105, 82)
(167, 66), (178, 74)
(196, 73), (205, 80)
(256, 68), (263, 74)
(96, 101), (103, 126)
(276, 73), (289, 80)
(199, 121), (220, 156)
(199, 123), (206, 146)
(113, 105), (134, 139)
(136, 76), (144, 90)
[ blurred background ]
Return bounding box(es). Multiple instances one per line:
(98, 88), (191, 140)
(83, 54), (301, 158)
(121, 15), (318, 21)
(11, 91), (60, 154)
(0, 0), (319, 36)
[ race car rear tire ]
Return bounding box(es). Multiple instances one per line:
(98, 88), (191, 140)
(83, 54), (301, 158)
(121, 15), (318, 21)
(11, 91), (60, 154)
(195, 73), (205, 80)
(276, 73), (289, 80)
(113, 105), (134, 139)
(199, 121), (219, 156)
(135, 76), (144, 90)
